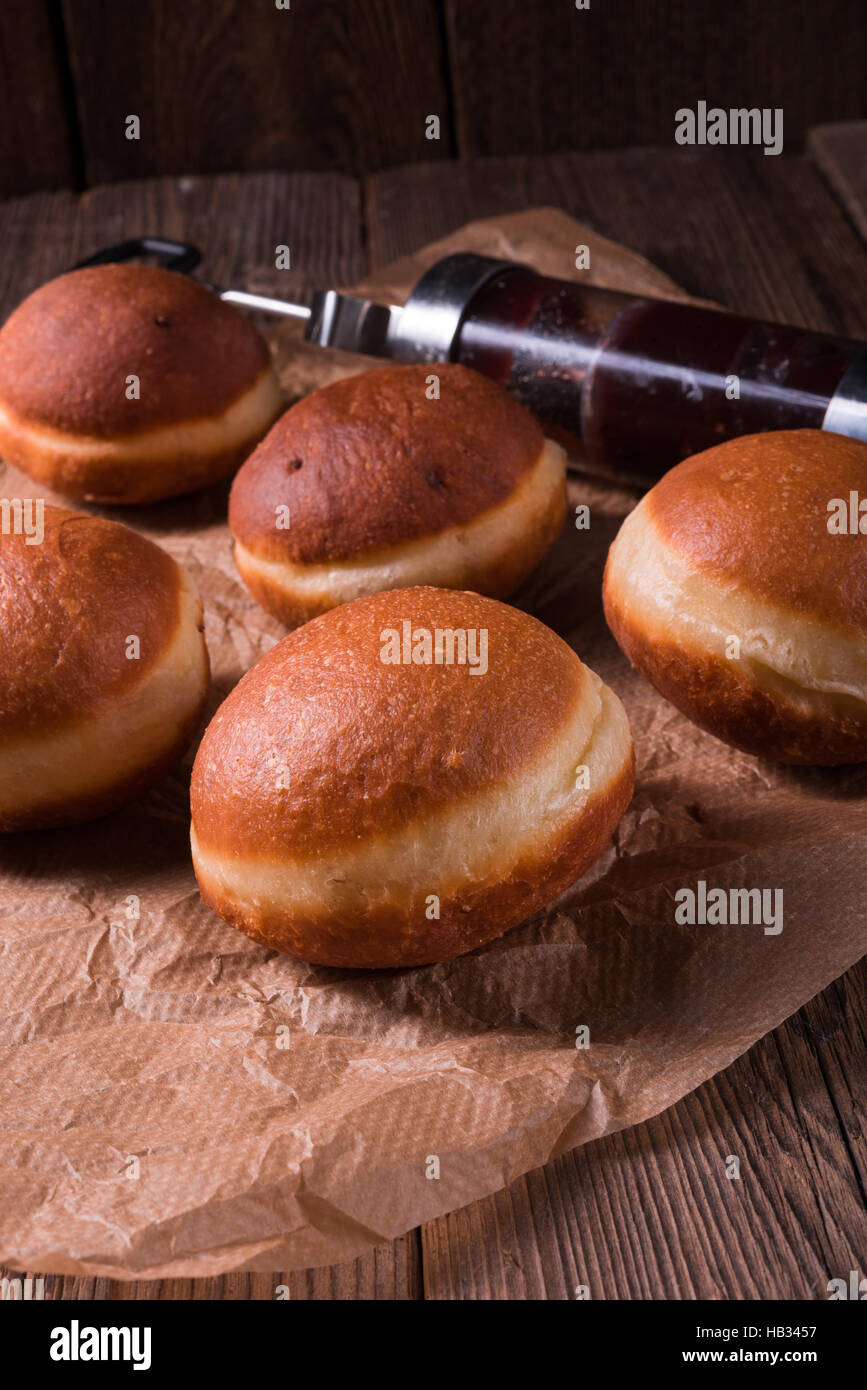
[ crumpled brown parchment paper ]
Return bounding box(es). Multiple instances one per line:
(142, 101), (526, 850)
(0, 210), (864, 1279)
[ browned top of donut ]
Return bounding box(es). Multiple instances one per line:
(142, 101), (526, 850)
(228, 363), (545, 564)
(190, 586), (585, 855)
(0, 504), (184, 736)
(646, 430), (867, 633)
(0, 265), (271, 437)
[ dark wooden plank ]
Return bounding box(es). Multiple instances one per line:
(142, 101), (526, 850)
(521, 148), (867, 333)
(72, 170), (366, 297)
(60, 0), (451, 185)
(444, 0), (867, 158)
(0, 0), (78, 195)
(367, 148), (867, 331)
(423, 965), (867, 1298)
(809, 120), (867, 245)
(365, 158), (534, 269)
(1, 1231), (422, 1300)
(0, 169), (365, 330)
(0, 190), (78, 309)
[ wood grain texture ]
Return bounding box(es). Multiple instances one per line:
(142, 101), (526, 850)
(809, 120), (867, 243)
(0, 169), (364, 314)
(444, 0), (867, 159)
(60, 0), (452, 185)
(2, 1), (867, 198)
(1, 1232), (422, 1300)
(0, 0), (78, 195)
(423, 967), (867, 1298)
(0, 147), (865, 1299)
(367, 148), (867, 329)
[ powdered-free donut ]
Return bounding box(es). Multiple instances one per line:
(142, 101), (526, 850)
(190, 585), (633, 968)
(229, 363), (567, 625)
(0, 265), (284, 503)
(0, 502), (209, 828)
(603, 429), (867, 764)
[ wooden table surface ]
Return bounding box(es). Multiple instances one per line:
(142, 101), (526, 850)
(1, 122), (866, 1300)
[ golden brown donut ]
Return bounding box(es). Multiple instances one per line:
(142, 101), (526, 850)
(228, 363), (567, 625)
(0, 265), (284, 504)
(0, 503), (209, 829)
(190, 586), (634, 968)
(603, 429), (867, 764)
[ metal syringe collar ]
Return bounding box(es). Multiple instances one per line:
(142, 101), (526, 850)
(390, 253), (525, 363)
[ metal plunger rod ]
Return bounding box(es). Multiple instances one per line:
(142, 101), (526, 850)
(219, 288), (312, 321)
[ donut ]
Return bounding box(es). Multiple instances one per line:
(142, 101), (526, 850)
(603, 429), (867, 764)
(0, 265), (284, 504)
(0, 502), (209, 829)
(228, 363), (568, 626)
(190, 586), (634, 968)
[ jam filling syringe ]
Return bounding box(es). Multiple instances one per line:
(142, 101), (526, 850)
(75, 237), (867, 483)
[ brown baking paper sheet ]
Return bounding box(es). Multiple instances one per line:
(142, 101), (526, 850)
(0, 210), (865, 1279)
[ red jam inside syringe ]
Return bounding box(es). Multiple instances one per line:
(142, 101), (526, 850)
(456, 268), (863, 481)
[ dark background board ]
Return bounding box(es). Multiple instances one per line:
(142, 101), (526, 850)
(0, 0), (78, 194)
(0, 0), (866, 196)
(59, 0), (453, 187)
(442, 0), (867, 161)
